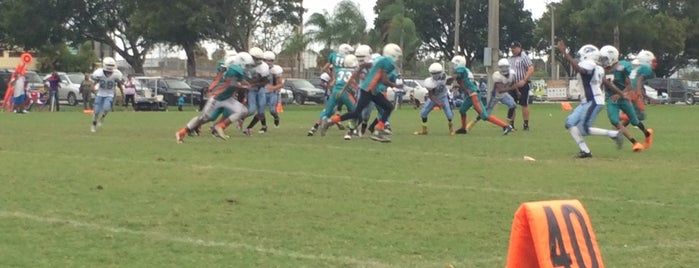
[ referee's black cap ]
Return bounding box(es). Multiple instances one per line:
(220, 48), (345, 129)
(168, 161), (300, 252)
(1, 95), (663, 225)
(510, 41), (522, 48)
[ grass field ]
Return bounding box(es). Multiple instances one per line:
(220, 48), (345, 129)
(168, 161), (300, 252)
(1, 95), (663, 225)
(1, 103), (698, 268)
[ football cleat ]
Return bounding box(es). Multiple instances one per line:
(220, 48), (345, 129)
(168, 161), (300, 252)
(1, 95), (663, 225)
(632, 142), (644, 152)
(573, 151), (592, 158)
(370, 131), (391, 142)
(307, 127), (317, 136)
(455, 128), (467, 134)
(503, 125), (514, 135)
(214, 125), (229, 140)
(176, 131), (184, 143)
(91, 125), (97, 133)
(644, 128), (654, 149)
(259, 126), (267, 134)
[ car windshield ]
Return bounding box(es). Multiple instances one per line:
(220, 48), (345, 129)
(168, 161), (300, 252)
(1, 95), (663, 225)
(683, 80), (696, 89)
(25, 72), (42, 83)
(68, 74), (84, 83)
(165, 79), (191, 89)
(290, 79), (314, 88)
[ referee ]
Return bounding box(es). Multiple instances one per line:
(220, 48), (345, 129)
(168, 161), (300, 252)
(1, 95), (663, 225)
(508, 41), (534, 131)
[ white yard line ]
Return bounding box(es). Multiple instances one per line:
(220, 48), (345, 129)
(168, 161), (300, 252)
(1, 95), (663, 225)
(0, 210), (391, 268)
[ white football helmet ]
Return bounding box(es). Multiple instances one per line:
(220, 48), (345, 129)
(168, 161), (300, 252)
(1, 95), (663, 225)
(344, 54), (358, 68)
(451, 55), (467, 67)
(263, 51), (276, 61)
(355, 45), (372, 63)
(236, 52), (256, 69)
(102, 57), (117, 72)
(497, 58), (510, 75)
(576, 44), (599, 62)
(270, 64), (283, 75)
(636, 50), (656, 68)
(338, 43), (354, 56)
(598, 45), (620, 67)
(382, 43), (402, 62)
(428, 62), (444, 74)
(320, 72), (331, 82)
(370, 53), (381, 62)
(249, 47), (264, 63)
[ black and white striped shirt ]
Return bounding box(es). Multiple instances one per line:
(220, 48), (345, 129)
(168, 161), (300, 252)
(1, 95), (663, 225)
(508, 52), (532, 82)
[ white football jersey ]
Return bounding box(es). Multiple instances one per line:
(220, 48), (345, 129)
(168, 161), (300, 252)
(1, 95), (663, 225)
(424, 75), (448, 99)
(491, 69), (515, 99)
(91, 68), (123, 97)
(578, 60), (605, 104)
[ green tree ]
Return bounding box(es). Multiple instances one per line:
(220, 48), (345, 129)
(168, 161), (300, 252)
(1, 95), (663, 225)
(536, 0), (689, 77)
(380, 0), (534, 67)
(68, 0), (153, 74)
(0, 0), (76, 50)
(208, 0), (302, 52)
(37, 42), (99, 73)
(305, 0), (368, 49)
(373, 0), (419, 72)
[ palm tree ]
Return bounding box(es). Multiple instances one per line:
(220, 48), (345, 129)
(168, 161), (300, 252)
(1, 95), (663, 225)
(304, 0), (367, 50)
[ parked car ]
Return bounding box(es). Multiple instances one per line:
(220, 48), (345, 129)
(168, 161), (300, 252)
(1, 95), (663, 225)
(43, 72), (93, 106)
(386, 79), (428, 106)
(135, 76), (201, 106)
(0, 70), (11, 98)
(646, 78), (698, 105)
(283, 78), (325, 105)
(643, 85), (669, 104)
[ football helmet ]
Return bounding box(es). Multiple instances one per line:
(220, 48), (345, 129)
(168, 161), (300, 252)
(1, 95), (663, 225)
(576, 44), (599, 62)
(338, 43), (354, 56)
(497, 58), (510, 75)
(355, 45), (372, 63)
(237, 52), (256, 69)
(249, 47), (264, 64)
(598, 45), (619, 67)
(636, 50), (656, 69)
(382, 43), (402, 62)
(102, 57), (117, 72)
(451, 55), (467, 67)
(263, 51), (276, 61)
(344, 54), (358, 68)
(270, 64), (283, 75)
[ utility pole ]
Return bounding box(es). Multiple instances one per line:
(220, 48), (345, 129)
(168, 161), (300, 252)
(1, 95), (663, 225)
(297, 3), (304, 78)
(487, 0), (499, 95)
(454, 0), (460, 55)
(551, 3), (557, 79)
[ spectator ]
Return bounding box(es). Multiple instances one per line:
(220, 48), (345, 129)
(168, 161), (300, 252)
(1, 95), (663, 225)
(198, 85), (206, 111)
(177, 93), (185, 111)
(123, 74), (137, 111)
(80, 73), (94, 111)
(479, 78), (488, 104)
(393, 75), (405, 109)
(508, 41), (535, 131)
(112, 80), (124, 110)
(47, 71), (61, 111)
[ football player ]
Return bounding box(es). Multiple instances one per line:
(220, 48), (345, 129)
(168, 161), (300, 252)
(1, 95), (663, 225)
(451, 55), (513, 135)
(91, 57), (124, 133)
(598, 45), (648, 152)
(620, 50), (655, 148)
(558, 41), (625, 158)
(465, 58), (518, 131)
(413, 63), (455, 135)
(321, 43), (403, 142)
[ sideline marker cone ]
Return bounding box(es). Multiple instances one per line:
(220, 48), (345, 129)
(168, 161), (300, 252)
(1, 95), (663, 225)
(561, 102), (573, 111)
(505, 199), (604, 268)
